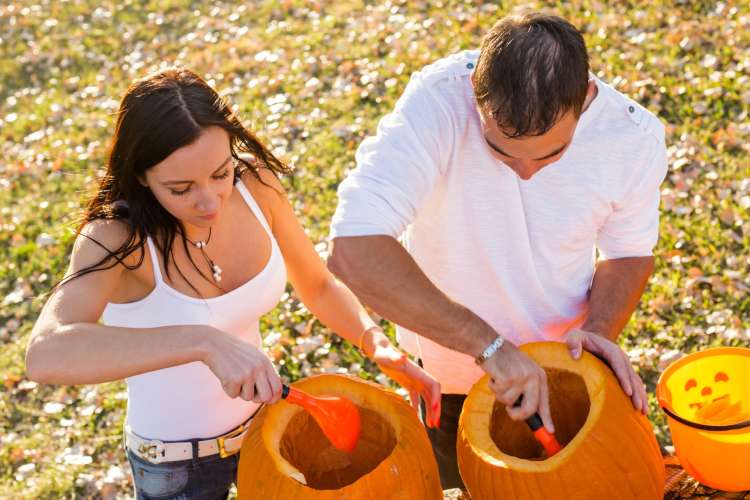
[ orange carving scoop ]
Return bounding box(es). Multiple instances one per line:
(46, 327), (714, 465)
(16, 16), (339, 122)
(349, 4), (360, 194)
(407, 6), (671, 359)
(281, 384), (362, 453)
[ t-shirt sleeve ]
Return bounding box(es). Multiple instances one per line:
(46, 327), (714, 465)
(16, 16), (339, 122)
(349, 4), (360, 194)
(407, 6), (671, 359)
(329, 74), (451, 239)
(596, 132), (668, 260)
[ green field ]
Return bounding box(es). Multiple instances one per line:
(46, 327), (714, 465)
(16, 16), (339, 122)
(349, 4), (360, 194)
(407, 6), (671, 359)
(1, 0), (749, 497)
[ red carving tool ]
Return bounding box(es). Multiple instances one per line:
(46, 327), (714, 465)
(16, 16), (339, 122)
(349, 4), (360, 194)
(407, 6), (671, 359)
(514, 395), (562, 457)
(281, 384), (362, 452)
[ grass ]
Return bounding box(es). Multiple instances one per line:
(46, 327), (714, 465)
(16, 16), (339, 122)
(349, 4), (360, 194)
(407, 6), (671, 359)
(1, 0), (749, 497)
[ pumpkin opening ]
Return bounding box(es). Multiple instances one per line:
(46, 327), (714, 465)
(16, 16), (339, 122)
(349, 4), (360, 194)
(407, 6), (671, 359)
(490, 368), (590, 460)
(279, 406), (396, 489)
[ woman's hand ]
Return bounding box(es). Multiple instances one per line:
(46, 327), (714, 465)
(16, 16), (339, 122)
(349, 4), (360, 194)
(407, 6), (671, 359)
(200, 327), (283, 405)
(363, 327), (442, 428)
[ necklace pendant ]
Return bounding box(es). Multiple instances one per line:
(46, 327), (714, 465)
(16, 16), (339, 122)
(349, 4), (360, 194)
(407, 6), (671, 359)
(212, 263), (223, 283)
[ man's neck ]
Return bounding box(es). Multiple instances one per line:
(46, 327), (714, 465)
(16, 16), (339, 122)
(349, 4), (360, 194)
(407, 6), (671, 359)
(581, 79), (599, 114)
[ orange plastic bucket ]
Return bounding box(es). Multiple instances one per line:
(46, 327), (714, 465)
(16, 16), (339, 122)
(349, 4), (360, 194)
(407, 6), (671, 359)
(656, 347), (750, 491)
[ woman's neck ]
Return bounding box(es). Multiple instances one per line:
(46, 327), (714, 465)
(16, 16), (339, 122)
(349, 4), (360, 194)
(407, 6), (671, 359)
(185, 225), (212, 244)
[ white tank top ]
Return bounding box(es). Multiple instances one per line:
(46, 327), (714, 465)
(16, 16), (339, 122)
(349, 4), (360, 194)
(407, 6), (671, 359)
(102, 181), (287, 441)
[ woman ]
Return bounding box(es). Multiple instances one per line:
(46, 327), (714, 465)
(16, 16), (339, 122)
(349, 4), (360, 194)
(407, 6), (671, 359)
(25, 67), (441, 499)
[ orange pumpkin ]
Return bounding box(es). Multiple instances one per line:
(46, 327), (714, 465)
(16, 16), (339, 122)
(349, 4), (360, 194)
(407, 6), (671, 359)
(237, 374), (442, 499)
(458, 342), (665, 499)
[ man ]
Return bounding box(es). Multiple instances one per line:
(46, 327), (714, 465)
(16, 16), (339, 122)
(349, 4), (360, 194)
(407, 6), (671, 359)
(328, 12), (667, 489)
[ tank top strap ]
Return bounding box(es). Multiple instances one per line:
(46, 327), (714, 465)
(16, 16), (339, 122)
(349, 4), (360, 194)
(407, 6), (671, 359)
(145, 236), (165, 285)
(235, 180), (273, 237)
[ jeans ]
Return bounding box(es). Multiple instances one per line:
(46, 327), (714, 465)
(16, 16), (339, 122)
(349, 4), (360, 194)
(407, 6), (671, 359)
(127, 448), (239, 500)
(420, 393), (468, 490)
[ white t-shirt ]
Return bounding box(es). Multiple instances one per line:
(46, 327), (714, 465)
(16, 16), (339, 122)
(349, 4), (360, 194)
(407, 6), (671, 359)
(330, 50), (668, 394)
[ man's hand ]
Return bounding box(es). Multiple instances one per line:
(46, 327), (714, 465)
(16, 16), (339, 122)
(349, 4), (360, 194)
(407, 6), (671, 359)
(565, 329), (648, 414)
(482, 341), (555, 434)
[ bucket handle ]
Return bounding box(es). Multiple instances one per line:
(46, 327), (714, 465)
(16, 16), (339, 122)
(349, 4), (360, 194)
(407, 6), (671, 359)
(660, 405), (750, 431)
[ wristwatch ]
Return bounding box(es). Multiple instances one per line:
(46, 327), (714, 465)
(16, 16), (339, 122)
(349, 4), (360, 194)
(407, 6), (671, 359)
(474, 336), (505, 365)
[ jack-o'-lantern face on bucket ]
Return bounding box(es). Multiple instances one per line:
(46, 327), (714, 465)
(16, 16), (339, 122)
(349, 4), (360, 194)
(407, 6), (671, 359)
(686, 371), (729, 410)
(684, 371), (748, 424)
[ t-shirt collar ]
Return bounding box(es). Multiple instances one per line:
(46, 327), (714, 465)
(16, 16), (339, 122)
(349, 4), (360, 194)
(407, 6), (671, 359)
(573, 74), (607, 138)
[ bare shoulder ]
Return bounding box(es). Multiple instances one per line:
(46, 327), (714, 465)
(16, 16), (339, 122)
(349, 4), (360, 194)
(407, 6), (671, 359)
(239, 163), (289, 226)
(240, 164), (286, 195)
(79, 217), (132, 243)
(72, 218), (143, 272)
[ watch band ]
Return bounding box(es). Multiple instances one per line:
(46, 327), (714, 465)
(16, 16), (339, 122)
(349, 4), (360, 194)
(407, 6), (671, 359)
(475, 336), (505, 365)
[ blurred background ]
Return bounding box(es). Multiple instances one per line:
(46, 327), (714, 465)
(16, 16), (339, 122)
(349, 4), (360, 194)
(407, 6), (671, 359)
(1, 0), (748, 497)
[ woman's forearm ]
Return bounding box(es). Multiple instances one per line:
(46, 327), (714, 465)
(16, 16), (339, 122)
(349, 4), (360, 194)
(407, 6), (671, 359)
(297, 276), (377, 348)
(25, 322), (211, 385)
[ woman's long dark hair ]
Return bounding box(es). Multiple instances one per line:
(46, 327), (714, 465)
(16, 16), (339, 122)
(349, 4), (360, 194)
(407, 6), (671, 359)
(61, 67), (292, 293)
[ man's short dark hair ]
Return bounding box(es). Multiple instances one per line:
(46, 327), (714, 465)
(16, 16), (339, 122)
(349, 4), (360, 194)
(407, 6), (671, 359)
(472, 12), (590, 138)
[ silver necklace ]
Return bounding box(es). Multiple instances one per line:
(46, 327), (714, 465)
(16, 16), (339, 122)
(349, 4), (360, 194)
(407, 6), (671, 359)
(186, 227), (223, 283)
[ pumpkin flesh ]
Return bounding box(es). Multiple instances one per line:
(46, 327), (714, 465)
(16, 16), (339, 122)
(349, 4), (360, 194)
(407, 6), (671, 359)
(237, 374), (442, 499)
(458, 342), (665, 500)
(279, 407), (396, 489)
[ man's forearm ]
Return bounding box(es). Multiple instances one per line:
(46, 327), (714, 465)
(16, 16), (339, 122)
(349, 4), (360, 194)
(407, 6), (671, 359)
(581, 256), (655, 341)
(327, 235), (497, 357)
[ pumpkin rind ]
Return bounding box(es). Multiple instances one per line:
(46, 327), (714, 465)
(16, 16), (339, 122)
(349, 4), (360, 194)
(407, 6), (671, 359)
(237, 374), (442, 499)
(457, 342), (665, 500)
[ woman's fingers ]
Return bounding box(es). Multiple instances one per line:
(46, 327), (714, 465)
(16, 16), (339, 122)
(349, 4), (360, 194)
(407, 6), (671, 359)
(409, 389), (421, 412)
(428, 376), (441, 428)
(371, 346), (443, 428)
(265, 364), (283, 404)
(239, 381), (255, 401)
(250, 374), (271, 404)
(390, 358), (441, 428)
(415, 365), (441, 428)
(222, 379), (242, 399)
(208, 335), (281, 403)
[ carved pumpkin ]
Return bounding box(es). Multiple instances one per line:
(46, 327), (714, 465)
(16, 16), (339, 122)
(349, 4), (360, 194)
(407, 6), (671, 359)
(237, 374), (442, 499)
(458, 342), (665, 500)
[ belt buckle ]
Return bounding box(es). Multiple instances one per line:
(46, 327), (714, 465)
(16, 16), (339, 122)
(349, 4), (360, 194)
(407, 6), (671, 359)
(138, 440), (166, 464)
(217, 424), (245, 458)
